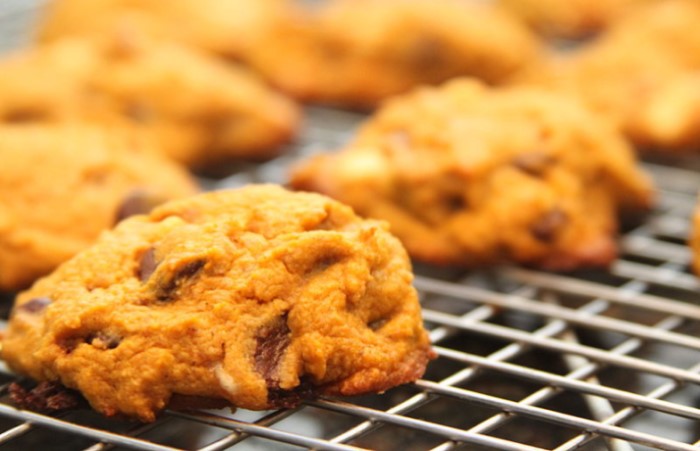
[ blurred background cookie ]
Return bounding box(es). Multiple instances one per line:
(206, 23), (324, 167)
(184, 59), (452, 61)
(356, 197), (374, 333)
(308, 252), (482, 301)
(291, 79), (654, 270)
(246, 0), (541, 109)
(515, 0), (700, 153)
(37, 0), (292, 60)
(0, 33), (301, 170)
(0, 124), (198, 291)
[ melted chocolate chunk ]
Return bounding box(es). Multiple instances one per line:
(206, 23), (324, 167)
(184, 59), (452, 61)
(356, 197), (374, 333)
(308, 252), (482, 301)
(444, 193), (467, 212)
(138, 247), (158, 282)
(5, 108), (46, 123)
(9, 381), (83, 413)
(115, 190), (166, 223)
(59, 330), (122, 353)
(314, 253), (344, 272)
(530, 209), (568, 242)
(267, 378), (319, 409)
(368, 318), (388, 331)
(88, 331), (122, 350)
(512, 152), (554, 177)
(155, 259), (206, 300)
(17, 297), (52, 314)
(405, 35), (447, 70)
(255, 315), (291, 387)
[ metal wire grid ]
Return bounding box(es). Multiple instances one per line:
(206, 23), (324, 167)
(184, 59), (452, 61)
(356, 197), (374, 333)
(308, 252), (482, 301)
(0, 112), (698, 451)
(3, 3), (700, 451)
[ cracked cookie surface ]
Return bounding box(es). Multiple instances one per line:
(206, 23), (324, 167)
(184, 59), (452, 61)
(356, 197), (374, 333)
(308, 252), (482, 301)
(0, 34), (300, 169)
(2, 185), (433, 421)
(246, 0), (540, 109)
(291, 79), (654, 270)
(0, 124), (197, 291)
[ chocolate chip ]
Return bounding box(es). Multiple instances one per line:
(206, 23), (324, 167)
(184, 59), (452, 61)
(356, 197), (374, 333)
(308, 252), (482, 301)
(314, 253), (343, 272)
(9, 381), (83, 413)
(368, 318), (388, 331)
(255, 315), (291, 387)
(5, 108), (46, 123)
(405, 35), (447, 70)
(88, 331), (122, 350)
(444, 194), (466, 212)
(512, 152), (554, 177)
(115, 190), (167, 223)
(124, 103), (155, 123)
(138, 247), (158, 282)
(530, 209), (568, 242)
(17, 297), (52, 314)
(154, 259), (206, 300)
(267, 377), (319, 409)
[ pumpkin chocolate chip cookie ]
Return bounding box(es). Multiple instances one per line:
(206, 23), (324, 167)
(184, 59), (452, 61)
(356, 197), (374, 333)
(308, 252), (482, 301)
(246, 0), (540, 109)
(291, 79), (654, 270)
(38, 0), (292, 61)
(2, 185), (434, 422)
(0, 124), (198, 291)
(0, 34), (300, 169)
(516, 0), (700, 153)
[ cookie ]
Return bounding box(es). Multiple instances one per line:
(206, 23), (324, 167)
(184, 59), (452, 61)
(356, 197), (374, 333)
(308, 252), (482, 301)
(38, 0), (291, 60)
(0, 124), (198, 291)
(516, 0), (700, 152)
(246, 0), (540, 109)
(2, 185), (434, 422)
(0, 34), (300, 169)
(498, 0), (643, 39)
(291, 79), (654, 270)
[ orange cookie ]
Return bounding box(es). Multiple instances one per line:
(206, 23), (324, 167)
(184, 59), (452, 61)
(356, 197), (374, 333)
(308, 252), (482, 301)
(0, 35), (300, 169)
(0, 124), (198, 291)
(2, 185), (434, 421)
(517, 0), (700, 152)
(246, 0), (541, 109)
(291, 79), (654, 270)
(38, 0), (291, 60)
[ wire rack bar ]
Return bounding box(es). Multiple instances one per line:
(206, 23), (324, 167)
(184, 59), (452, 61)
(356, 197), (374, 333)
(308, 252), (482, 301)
(556, 360), (700, 451)
(422, 309), (700, 384)
(0, 422), (32, 443)
(310, 399), (546, 451)
(499, 269), (700, 317)
(0, 404), (181, 451)
(81, 418), (176, 451)
(171, 410), (364, 451)
(191, 407), (301, 451)
(424, 262), (686, 448)
(416, 381), (698, 451)
(621, 235), (691, 264)
(611, 260), (700, 291)
(435, 345), (700, 420)
(416, 276), (700, 351)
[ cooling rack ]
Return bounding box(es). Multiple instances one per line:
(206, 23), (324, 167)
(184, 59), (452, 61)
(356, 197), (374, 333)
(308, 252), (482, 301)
(2, 1), (700, 450)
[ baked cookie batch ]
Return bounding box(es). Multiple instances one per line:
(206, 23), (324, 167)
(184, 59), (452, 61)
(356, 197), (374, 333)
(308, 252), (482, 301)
(291, 80), (653, 270)
(1, 0), (700, 422)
